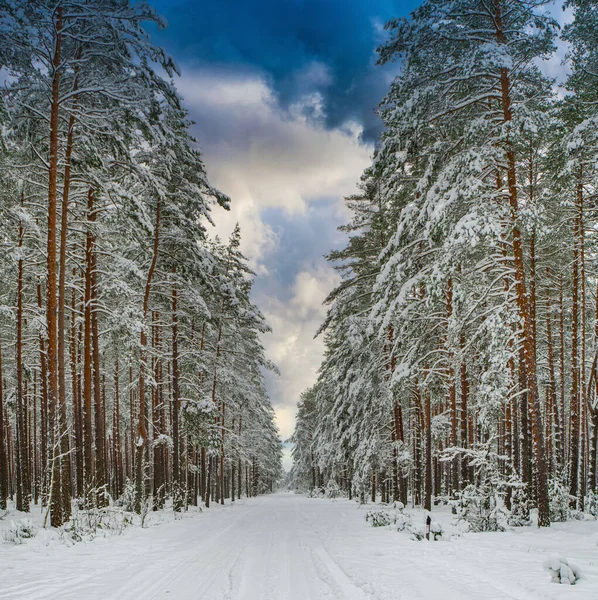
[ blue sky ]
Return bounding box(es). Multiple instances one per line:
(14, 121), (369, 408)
(149, 0), (420, 468)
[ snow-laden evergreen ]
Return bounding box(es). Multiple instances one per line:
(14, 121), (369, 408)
(0, 0), (282, 525)
(292, 0), (598, 528)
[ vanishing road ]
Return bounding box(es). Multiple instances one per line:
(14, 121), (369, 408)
(1, 493), (596, 599)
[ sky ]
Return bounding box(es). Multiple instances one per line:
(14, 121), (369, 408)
(147, 0), (420, 470)
(148, 0), (569, 471)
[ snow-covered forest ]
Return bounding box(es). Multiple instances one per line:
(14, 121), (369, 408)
(5, 0), (598, 598)
(292, 0), (598, 530)
(0, 0), (283, 529)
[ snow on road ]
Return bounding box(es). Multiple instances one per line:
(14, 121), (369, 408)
(1, 493), (597, 599)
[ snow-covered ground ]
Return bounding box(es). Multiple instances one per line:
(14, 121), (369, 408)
(1, 493), (597, 599)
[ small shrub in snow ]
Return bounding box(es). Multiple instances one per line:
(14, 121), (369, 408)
(446, 446), (530, 531)
(365, 504), (444, 541)
(2, 519), (36, 545)
(543, 554), (582, 585)
(409, 525), (425, 541)
(454, 483), (507, 532)
(365, 502), (412, 531)
(507, 487), (532, 527)
(115, 480), (137, 512)
(63, 506), (133, 543)
(365, 509), (394, 527)
(430, 520), (443, 541)
(308, 486), (325, 498)
(325, 480), (341, 499)
(548, 478), (571, 522)
(395, 511), (412, 532)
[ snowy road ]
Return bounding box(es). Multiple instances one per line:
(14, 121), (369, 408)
(1, 493), (597, 599)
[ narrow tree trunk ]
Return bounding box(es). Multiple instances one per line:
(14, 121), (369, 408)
(0, 339), (7, 510)
(579, 182), (587, 504)
(83, 189), (95, 502)
(570, 175), (582, 505)
(57, 108), (76, 521)
(446, 279), (459, 494)
(220, 401), (225, 505)
(16, 193), (29, 513)
(494, 0), (549, 526)
(135, 199), (161, 513)
(545, 273), (561, 474)
(171, 284), (181, 511)
(201, 446), (207, 503)
(46, 7), (64, 528)
(459, 333), (469, 486)
(70, 273), (83, 497)
(114, 358), (122, 499)
(231, 417), (236, 502)
(91, 237), (106, 506)
(424, 372), (432, 511)
(559, 276), (567, 467)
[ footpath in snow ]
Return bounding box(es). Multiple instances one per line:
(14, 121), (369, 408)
(1, 492), (597, 599)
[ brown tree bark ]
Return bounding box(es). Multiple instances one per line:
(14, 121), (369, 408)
(135, 199), (161, 512)
(220, 401), (225, 505)
(201, 446), (207, 503)
(446, 279), (459, 494)
(171, 284), (182, 510)
(493, 0), (550, 526)
(559, 276), (567, 467)
(424, 371), (432, 511)
(16, 193), (29, 513)
(70, 276), (83, 497)
(579, 183), (588, 503)
(83, 189), (95, 501)
(92, 285), (106, 507)
(570, 175), (582, 505)
(459, 333), (469, 486)
(152, 312), (166, 510)
(0, 339), (7, 509)
(56, 108), (76, 522)
(46, 6), (64, 528)
(114, 358), (123, 499)
(545, 272), (561, 474)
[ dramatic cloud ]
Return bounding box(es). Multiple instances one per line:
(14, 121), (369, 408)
(176, 67), (371, 268)
(152, 0), (419, 141)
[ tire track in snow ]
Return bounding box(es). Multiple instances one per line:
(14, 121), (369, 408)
(121, 499), (267, 600)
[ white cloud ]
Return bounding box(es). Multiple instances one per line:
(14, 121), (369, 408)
(177, 67), (372, 268)
(258, 264), (342, 442)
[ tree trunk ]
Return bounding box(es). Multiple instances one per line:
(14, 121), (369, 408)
(424, 373), (432, 511)
(83, 189), (95, 501)
(57, 108), (76, 521)
(171, 284), (181, 510)
(46, 6), (64, 528)
(0, 339), (7, 509)
(220, 401), (225, 505)
(135, 199), (161, 513)
(570, 175), (582, 505)
(114, 358), (123, 499)
(91, 221), (106, 507)
(559, 276), (567, 468)
(545, 273), (561, 474)
(459, 333), (469, 486)
(16, 193), (29, 513)
(70, 273), (83, 497)
(493, 0), (550, 526)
